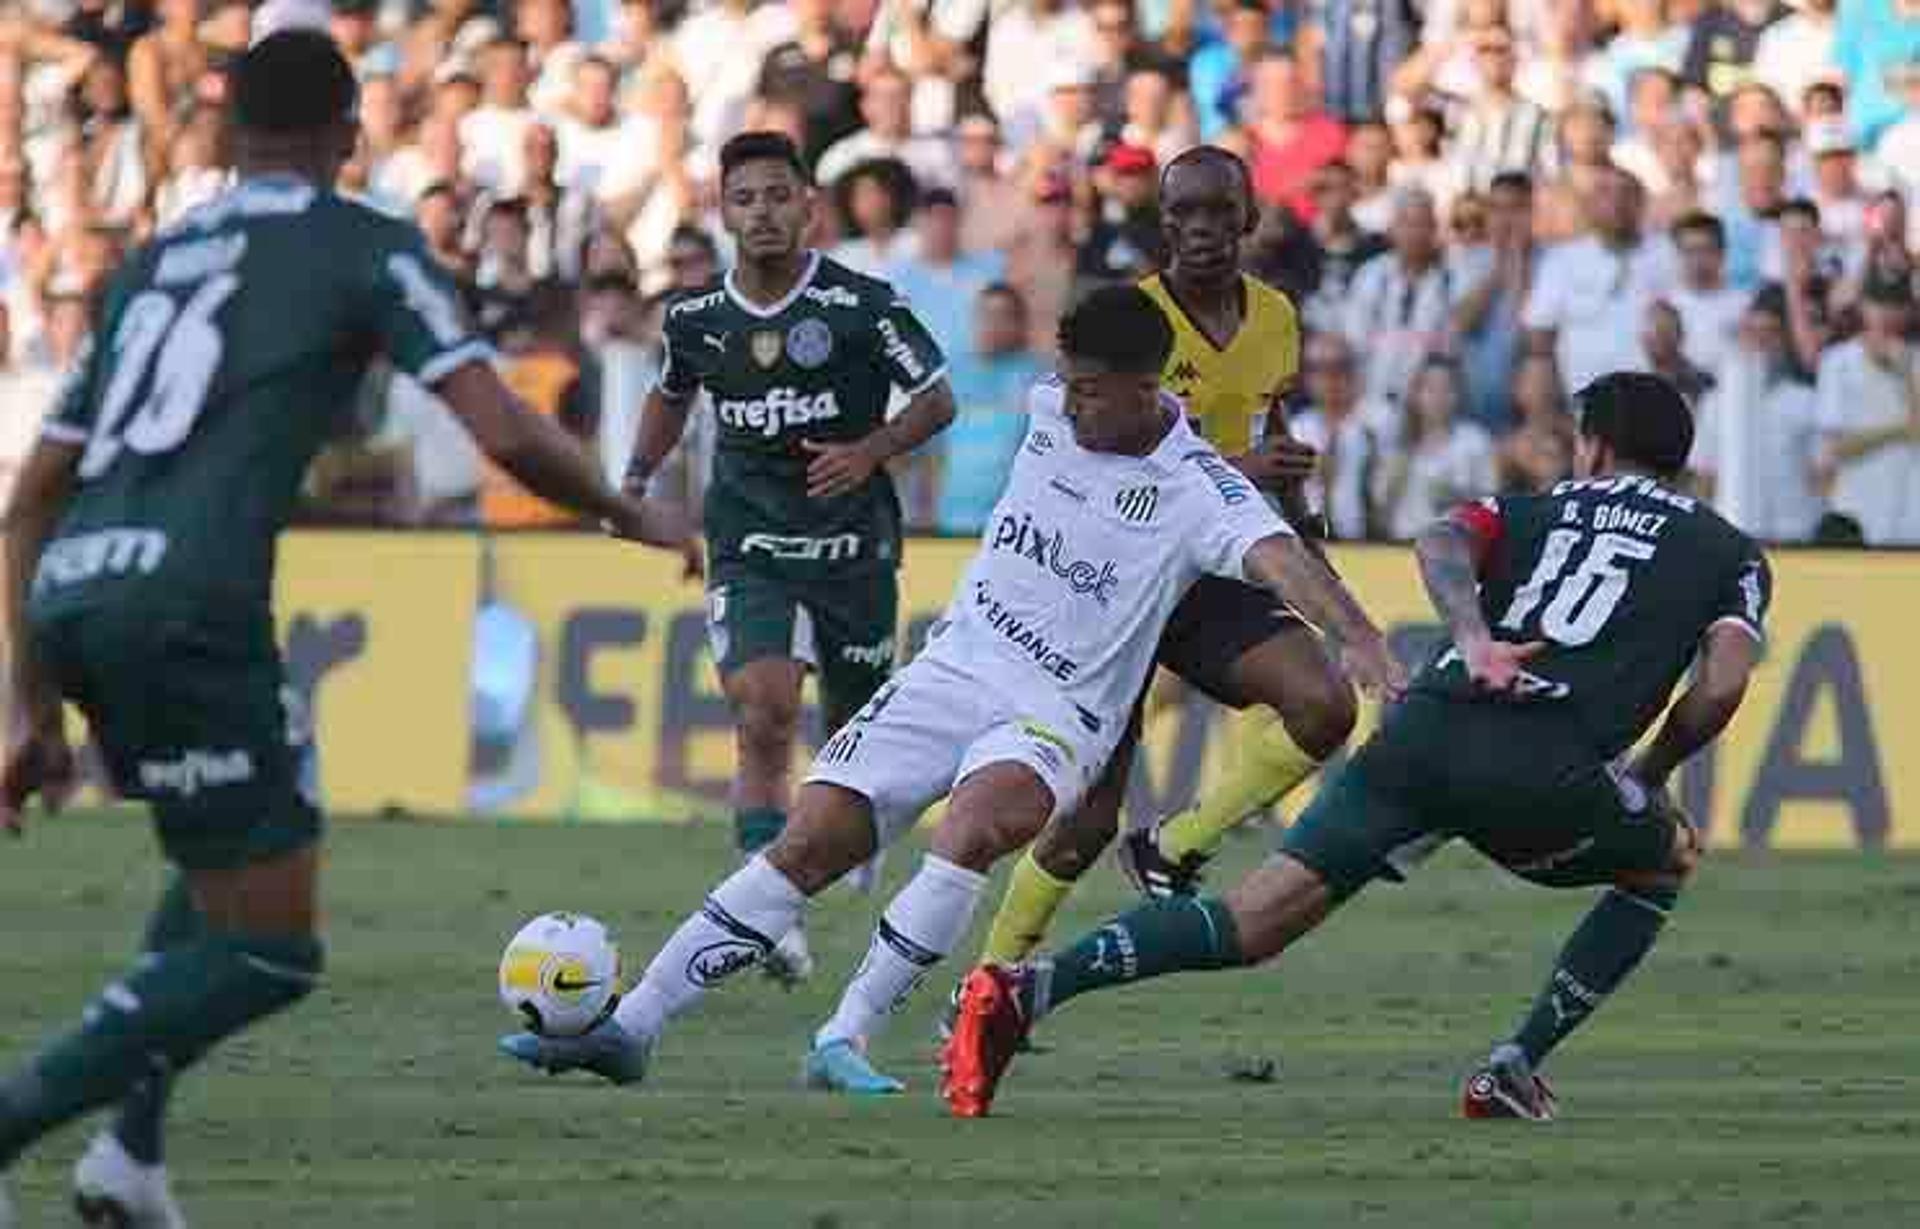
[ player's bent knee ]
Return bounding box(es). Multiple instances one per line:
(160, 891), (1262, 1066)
(1273, 661), (1358, 761)
(765, 783), (879, 894)
(934, 765), (1056, 872)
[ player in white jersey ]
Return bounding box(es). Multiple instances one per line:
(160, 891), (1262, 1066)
(497, 286), (1405, 1094)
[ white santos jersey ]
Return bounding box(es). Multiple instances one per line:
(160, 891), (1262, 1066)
(921, 375), (1295, 736)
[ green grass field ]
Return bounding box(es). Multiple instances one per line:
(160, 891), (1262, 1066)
(4, 810), (1919, 1228)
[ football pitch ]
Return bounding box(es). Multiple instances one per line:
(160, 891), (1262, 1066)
(5, 811), (1918, 1228)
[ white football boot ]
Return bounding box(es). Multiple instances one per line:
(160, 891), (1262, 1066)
(73, 1131), (187, 1228)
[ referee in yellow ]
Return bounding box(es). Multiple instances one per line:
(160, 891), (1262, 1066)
(960, 145), (1360, 986)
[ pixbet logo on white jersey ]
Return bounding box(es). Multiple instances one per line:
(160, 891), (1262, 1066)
(986, 511), (1121, 606)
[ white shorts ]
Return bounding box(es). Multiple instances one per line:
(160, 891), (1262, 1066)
(803, 652), (1112, 848)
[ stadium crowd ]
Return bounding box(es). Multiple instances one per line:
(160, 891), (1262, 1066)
(0, 0), (1916, 541)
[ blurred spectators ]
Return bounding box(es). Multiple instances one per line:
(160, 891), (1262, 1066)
(0, 0), (1914, 544)
(928, 281), (1043, 532)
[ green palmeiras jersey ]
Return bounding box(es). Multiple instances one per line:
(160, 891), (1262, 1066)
(657, 251), (946, 578)
(1417, 475), (1773, 759)
(30, 176), (488, 627)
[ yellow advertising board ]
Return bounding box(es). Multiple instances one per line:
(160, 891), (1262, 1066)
(17, 533), (1917, 849)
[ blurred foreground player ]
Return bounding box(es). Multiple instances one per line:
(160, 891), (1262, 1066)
(0, 31), (685, 1227)
(948, 372), (1771, 1120)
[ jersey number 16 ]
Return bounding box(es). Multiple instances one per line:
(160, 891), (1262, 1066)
(79, 273), (238, 480)
(1498, 529), (1657, 647)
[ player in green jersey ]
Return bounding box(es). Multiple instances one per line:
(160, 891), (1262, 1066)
(622, 132), (956, 983)
(945, 372), (1772, 1121)
(0, 31), (684, 1227)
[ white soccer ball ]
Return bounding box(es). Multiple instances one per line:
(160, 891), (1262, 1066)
(498, 912), (621, 1037)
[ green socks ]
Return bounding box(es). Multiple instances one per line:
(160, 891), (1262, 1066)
(1038, 898), (1245, 1017)
(1512, 885), (1678, 1066)
(0, 932), (322, 1167)
(735, 807), (785, 856)
(112, 876), (204, 1164)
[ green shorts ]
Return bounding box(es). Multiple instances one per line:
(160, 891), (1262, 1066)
(705, 564), (898, 724)
(1280, 694), (1682, 900)
(33, 609), (322, 871)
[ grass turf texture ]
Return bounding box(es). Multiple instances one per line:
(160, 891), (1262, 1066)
(5, 810), (1918, 1228)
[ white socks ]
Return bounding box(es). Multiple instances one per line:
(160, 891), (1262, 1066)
(614, 855), (806, 1039)
(816, 856), (986, 1048)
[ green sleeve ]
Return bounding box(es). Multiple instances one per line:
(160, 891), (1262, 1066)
(362, 223), (492, 387)
(874, 291), (947, 395)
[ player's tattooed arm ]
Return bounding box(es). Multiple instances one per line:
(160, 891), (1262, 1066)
(1244, 535), (1405, 700)
(1415, 517), (1544, 694)
(1632, 623), (1760, 788)
(804, 378), (956, 500)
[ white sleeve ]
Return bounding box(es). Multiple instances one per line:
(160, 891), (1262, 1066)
(1814, 349), (1853, 434)
(1691, 390), (1721, 475)
(1520, 246), (1564, 332)
(1183, 456), (1295, 582)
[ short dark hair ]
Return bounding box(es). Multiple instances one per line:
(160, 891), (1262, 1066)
(1575, 371), (1695, 479)
(1058, 284), (1174, 373)
(231, 30), (358, 134)
(1671, 210), (1725, 249)
(668, 223), (719, 257)
(1488, 170), (1533, 196)
(1161, 143), (1255, 206)
(1777, 196), (1821, 226)
(921, 186), (960, 210)
(719, 131), (810, 186)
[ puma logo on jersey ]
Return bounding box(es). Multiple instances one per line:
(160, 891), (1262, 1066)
(714, 387), (842, 437)
(702, 333), (727, 352)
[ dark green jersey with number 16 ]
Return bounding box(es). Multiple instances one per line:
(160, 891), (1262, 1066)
(1417, 475), (1774, 759)
(29, 177), (486, 627)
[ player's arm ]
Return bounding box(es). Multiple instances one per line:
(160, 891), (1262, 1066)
(1414, 502), (1545, 692)
(1242, 533), (1405, 700)
(622, 316), (701, 498)
(1633, 551), (1772, 788)
(805, 290), (957, 499)
(368, 236), (687, 548)
(436, 362), (687, 548)
(804, 377), (956, 499)
(1630, 623), (1759, 789)
(1, 439), (83, 828)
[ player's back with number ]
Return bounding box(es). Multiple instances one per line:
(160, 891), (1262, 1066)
(1426, 475), (1770, 756)
(33, 178), (478, 624)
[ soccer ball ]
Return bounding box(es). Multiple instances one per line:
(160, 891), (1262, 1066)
(498, 912), (621, 1037)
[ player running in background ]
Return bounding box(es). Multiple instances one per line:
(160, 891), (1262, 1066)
(499, 286), (1404, 1095)
(947, 372), (1771, 1120)
(622, 132), (956, 984)
(0, 32), (685, 1227)
(965, 145), (1356, 990)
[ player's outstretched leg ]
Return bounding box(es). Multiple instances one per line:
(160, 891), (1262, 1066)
(721, 658), (814, 987)
(814, 763), (1054, 1094)
(499, 782), (879, 1084)
(70, 873), (200, 1228)
(939, 727), (1137, 1041)
(0, 848), (322, 1184)
(1140, 626), (1355, 896)
(1466, 820), (1701, 1123)
(944, 853), (1340, 1116)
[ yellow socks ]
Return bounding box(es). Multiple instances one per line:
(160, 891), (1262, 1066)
(1156, 708), (1320, 862)
(977, 851), (1074, 965)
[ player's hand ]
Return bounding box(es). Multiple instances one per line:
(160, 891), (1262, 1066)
(802, 438), (883, 500)
(0, 705), (78, 837)
(1230, 439), (1319, 487)
(1460, 635), (1547, 694)
(603, 495), (697, 560)
(1340, 633), (1408, 703)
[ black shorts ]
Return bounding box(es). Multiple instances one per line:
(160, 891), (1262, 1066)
(1155, 575), (1307, 708)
